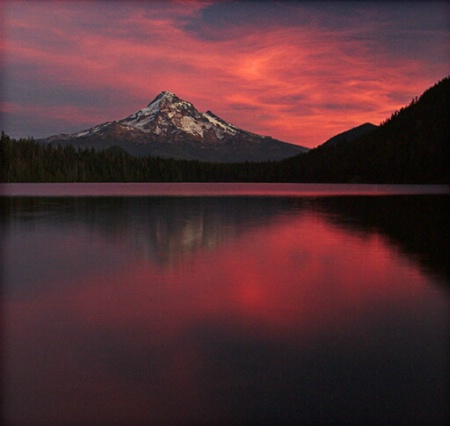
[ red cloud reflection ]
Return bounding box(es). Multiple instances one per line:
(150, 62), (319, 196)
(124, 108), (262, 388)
(14, 212), (426, 337)
(5, 208), (442, 425)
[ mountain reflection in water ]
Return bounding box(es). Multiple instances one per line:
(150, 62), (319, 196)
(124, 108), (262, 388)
(1, 194), (449, 425)
(3, 195), (449, 279)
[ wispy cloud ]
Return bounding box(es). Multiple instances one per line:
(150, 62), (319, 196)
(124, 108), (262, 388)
(2, 0), (449, 147)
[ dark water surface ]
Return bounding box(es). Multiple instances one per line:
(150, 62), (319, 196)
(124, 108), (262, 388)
(1, 184), (449, 425)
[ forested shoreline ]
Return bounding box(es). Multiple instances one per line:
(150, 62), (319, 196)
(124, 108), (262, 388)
(2, 77), (449, 184)
(0, 133), (281, 183)
(1, 131), (448, 184)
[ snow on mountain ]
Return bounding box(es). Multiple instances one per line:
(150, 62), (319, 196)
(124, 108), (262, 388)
(203, 110), (239, 137)
(54, 91), (277, 142)
(116, 91), (244, 140)
(39, 91), (308, 162)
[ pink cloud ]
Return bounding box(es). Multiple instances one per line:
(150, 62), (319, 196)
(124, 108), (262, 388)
(2, 1), (449, 146)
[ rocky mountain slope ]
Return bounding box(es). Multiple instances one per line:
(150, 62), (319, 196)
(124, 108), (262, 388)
(39, 91), (308, 162)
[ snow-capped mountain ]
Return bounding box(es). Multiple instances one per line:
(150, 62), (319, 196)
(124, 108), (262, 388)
(39, 91), (308, 162)
(117, 91), (241, 140)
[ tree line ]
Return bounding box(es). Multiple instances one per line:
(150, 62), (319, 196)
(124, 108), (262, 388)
(0, 133), (281, 183)
(1, 76), (449, 184)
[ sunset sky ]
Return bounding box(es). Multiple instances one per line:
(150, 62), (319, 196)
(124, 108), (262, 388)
(1, 0), (449, 148)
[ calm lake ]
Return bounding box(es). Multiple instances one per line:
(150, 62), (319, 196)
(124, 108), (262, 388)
(1, 183), (449, 425)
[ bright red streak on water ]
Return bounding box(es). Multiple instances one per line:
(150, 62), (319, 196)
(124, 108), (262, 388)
(4, 210), (441, 424)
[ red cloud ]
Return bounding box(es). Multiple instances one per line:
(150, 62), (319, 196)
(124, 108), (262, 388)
(2, 1), (449, 146)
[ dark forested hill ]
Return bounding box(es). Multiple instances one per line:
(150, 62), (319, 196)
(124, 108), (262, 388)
(279, 76), (450, 183)
(2, 77), (449, 183)
(319, 123), (378, 148)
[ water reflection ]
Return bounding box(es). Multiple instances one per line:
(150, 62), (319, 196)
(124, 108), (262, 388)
(2, 197), (304, 268)
(316, 195), (450, 284)
(1, 195), (449, 425)
(2, 195), (449, 281)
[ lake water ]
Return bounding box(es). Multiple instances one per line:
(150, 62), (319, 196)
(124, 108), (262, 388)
(1, 183), (449, 425)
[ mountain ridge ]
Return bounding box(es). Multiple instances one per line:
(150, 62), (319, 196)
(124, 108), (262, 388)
(280, 76), (450, 183)
(4, 76), (448, 183)
(319, 122), (378, 148)
(38, 91), (308, 163)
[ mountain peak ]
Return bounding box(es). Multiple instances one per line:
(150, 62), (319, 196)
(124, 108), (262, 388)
(38, 90), (308, 162)
(147, 90), (178, 107)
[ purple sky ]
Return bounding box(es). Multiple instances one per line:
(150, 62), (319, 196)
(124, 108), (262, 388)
(1, 0), (449, 147)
